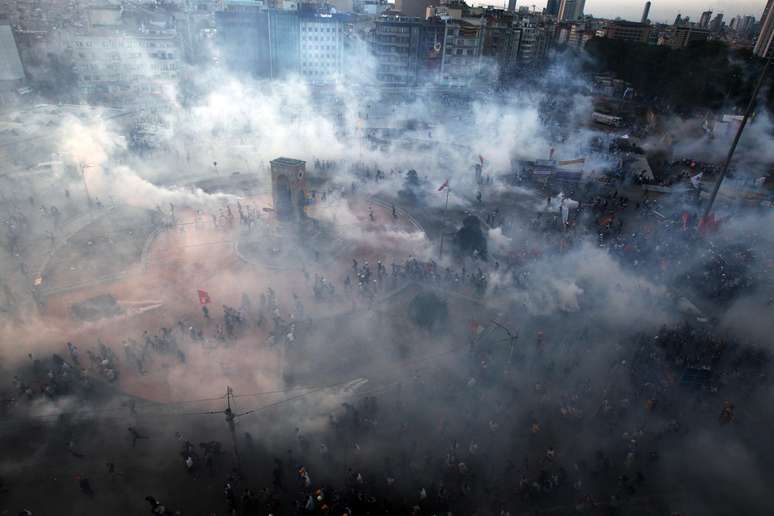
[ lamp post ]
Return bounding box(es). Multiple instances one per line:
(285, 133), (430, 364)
(79, 162), (94, 206)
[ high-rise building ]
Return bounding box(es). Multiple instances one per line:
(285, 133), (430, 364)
(641, 1), (651, 24)
(508, 0), (517, 12)
(480, 12), (520, 67)
(699, 10), (712, 28)
(558, 0), (584, 21)
(215, 7), (271, 78)
(440, 20), (484, 87)
(545, 0), (560, 16)
(755, 0), (774, 57)
(270, 10), (301, 78)
(216, 8), (349, 82)
(371, 16), (424, 86)
(567, 23), (594, 49)
(674, 13), (683, 26)
(740, 15), (756, 37)
(709, 13), (724, 33)
(513, 24), (548, 63)
(61, 8), (180, 101)
(299, 13), (345, 84)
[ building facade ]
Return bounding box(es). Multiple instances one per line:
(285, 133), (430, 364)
(698, 10), (712, 29)
(371, 16), (424, 86)
(270, 10), (301, 77)
(515, 24), (548, 61)
(215, 7), (270, 78)
(669, 25), (710, 49)
(709, 13), (724, 33)
(61, 30), (180, 100)
(440, 21), (484, 87)
(558, 0), (584, 22)
(299, 14), (344, 83)
(604, 21), (651, 43)
(216, 8), (348, 81)
(545, 0), (560, 17)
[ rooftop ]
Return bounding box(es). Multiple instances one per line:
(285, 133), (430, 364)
(271, 157), (306, 167)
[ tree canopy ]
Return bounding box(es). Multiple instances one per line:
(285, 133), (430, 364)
(584, 38), (771, 115)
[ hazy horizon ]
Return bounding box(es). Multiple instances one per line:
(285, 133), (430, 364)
(470, 0), (766, 24)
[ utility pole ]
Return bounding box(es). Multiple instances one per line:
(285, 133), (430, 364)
(439, 185), (451, 258)
(702, 57), (771, 220)
(224, 386), (241, 472)
(79, 162), (93, 206)
(491, 320), (519, 372)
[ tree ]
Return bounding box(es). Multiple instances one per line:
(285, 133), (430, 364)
(454, 215), (488, 261)
(398, 169), (423, 205)
(584, 38), (772, 114)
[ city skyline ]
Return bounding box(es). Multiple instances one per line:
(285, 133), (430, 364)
(583, 0), (764, 23)
(473, 0), (765, 23)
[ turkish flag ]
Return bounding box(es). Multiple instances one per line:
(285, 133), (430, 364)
(197, 289), (211, 305)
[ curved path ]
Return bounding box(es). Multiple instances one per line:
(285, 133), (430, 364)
(31, 191), (429, 404)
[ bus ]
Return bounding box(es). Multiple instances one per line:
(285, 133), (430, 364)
(592, 112), (624, 127)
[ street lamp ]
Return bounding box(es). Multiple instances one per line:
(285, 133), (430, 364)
(79, 162), (96, 206)
(702, 57), (771, 221)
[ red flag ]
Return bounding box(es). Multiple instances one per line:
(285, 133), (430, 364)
(197, 289), (211, 305)
(438, 179), (449, 191)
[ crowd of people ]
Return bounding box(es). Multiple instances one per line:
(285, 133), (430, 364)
(3, 135), (773, 516)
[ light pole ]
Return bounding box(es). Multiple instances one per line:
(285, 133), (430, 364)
(439, 184), (451, 257)
(491, 320), (519, 367)
(702, 57), (771, 221)
(79, 162), (94, 206)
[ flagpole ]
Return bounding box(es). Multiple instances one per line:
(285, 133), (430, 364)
(702, 56), (770, 221)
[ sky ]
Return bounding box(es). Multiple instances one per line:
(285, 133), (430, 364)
(582, 0), (765, 23)
(473, 1), (768, 24)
